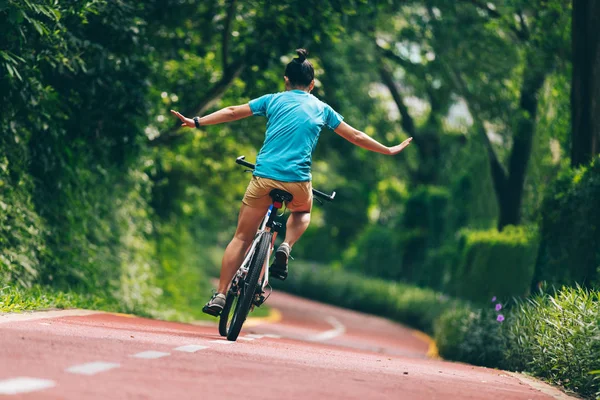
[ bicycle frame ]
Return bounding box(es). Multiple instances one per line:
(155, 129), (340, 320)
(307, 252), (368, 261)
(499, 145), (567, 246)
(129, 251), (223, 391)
(233, 204), (278, 293)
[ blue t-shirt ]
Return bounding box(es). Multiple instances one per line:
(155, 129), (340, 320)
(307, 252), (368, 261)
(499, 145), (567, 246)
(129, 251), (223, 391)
(249, 90), (344, 182)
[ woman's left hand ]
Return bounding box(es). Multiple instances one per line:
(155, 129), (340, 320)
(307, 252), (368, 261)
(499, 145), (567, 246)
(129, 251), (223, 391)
(170, 110), (195, 128)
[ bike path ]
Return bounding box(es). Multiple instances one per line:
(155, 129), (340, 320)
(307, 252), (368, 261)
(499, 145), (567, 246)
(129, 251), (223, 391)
(0, 291), (571, 399)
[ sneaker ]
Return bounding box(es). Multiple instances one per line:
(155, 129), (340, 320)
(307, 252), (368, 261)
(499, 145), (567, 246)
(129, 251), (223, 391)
(202, 293), (226, 317)
(270, 243), (291, 281)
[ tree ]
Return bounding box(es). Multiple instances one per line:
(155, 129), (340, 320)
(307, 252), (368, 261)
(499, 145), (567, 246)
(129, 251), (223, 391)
(424, 0), (570, 229)
(571, 0), (600, 167)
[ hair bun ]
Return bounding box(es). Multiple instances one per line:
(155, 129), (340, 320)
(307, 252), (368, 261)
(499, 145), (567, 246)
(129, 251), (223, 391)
(295, 48), (308, 63)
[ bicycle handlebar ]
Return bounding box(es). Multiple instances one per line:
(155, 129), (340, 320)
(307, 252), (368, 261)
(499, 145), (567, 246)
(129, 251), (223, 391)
(236, 156), (336, 202)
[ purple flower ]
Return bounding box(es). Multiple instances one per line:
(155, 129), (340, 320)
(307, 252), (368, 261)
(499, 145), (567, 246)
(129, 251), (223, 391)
(491, 296), (497, 302)
(497, 314), (505, 322)
(495, 303), (502, 312)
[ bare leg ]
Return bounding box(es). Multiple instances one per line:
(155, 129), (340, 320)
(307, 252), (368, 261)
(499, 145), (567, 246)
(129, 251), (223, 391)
(218, 204), (269, 294)
(283, 211), (311, 247)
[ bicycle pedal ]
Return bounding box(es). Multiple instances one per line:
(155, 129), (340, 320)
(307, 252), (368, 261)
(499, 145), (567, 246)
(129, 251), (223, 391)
(253, 294), (267, 307)
(270, 269), (288, 281)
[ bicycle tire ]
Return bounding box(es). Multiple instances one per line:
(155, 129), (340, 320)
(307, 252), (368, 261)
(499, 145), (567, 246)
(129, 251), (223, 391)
(218, 290), (236, 337)
(227, 232), (272, 341)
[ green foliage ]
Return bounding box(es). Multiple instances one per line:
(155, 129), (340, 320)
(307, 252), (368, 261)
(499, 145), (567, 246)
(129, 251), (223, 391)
(535, 156), (600, 288)
(0, 153), (46, 287)
(449, 226), (538, 303)
(505, 287), (600, 398)
(153, 222), (214, 321)
(435, 305), (507, 368)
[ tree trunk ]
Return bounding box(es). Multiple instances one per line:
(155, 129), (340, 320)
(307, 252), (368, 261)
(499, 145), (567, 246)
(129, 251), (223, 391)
(378, 63), (440, 184)
(571, 0), (600, 167)
(498, 59), (548, 230)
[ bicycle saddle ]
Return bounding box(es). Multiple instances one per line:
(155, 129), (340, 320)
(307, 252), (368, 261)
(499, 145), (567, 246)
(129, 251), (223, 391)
(269, 189), (293, 204)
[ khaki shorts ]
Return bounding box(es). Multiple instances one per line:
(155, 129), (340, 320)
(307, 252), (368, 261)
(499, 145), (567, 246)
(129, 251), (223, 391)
(242, 176), (312, 212)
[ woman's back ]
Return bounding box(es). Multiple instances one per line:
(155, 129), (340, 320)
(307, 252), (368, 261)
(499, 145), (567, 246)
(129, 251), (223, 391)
(250, 90), (343, 182)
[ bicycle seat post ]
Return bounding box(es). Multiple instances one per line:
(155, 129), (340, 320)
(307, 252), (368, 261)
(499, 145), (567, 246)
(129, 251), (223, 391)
(266, 189), (293, 231)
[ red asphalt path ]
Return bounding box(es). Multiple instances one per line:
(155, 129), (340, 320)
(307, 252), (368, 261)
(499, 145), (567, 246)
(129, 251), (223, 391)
(0, 291), (569, 400)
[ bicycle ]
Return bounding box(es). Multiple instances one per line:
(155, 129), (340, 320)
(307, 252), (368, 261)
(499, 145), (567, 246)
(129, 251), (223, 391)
(219, 155), (336, 341)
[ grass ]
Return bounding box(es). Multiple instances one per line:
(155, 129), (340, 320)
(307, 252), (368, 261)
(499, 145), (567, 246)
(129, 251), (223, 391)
(0, 285), (123, 314)
(0, 283), (271, 322)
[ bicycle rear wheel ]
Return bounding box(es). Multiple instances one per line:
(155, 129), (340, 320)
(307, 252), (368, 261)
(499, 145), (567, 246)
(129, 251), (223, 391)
(218, 290), (236, 337)
(226, 232), (271, 341)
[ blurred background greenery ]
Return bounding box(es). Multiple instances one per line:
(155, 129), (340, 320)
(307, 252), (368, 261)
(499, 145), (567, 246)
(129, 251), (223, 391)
(1, 0), (599, 396)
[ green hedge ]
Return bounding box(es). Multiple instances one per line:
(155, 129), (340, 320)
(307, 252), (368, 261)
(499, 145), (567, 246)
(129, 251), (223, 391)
(276, 261), (457, 333)
(434, 305), (507, 368)
(342, 185), (450, 288)
(534, 156), (600, 288)
(449, 226), (538, 303)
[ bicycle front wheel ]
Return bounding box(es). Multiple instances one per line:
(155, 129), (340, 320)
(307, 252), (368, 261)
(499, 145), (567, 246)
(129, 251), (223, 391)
(227, 232), (271, 341)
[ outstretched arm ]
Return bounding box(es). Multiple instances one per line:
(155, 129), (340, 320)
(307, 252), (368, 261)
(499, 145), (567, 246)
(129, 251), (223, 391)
(170, 104), (253, 128)
(334, 121), (412, 155)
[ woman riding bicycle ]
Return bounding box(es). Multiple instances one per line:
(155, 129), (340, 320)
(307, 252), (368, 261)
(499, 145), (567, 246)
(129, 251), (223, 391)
(171, 49), (412, 316)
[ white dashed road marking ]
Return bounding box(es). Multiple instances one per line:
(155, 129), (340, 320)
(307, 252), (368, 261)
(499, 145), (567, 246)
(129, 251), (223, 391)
(66, 362), (120, 375)
(245, 334), (265, 339)
(238, 337), (255, 341)
(264, 334), (282, 339)
(0, 377), (56, 395)
(174, 345), (209, 353)
(307, 316), (346, 342)
(132, 351), (170, 359)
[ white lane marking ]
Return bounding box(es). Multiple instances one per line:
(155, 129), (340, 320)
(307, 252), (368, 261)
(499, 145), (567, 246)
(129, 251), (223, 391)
(264, 334), (281, 339)
(307, 316), (346, 342)
(208, 340), (234, 344)
(0, 377), (56, 395)
(238, 337), (255, 341)
(132, 351), (170, 359)
(0, 309), (101, 324)
(174, 345), (209, 353)
(66, 362), (120, 376)
(245, 334), (265, 339)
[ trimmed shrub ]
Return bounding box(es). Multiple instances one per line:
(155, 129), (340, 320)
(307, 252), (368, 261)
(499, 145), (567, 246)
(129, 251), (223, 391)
(277, 261), (457, 333)
(402, 186), (451, 288)
(434, 305), (507, 368)
(342, 224), (417, 281)
(449, 226), (538, 303)
(343, 185), (451, 288)
(534, 156), (600, 288)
